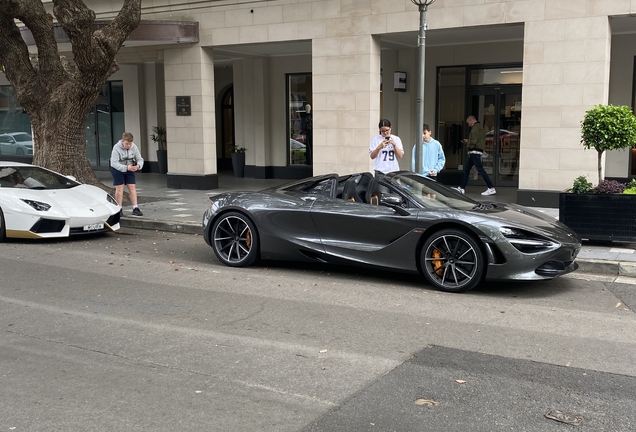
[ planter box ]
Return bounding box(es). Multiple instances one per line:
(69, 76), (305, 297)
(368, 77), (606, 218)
(559, 192), (636, 241)
(231, 152), (245, 178)
(156, 149), (168, 174)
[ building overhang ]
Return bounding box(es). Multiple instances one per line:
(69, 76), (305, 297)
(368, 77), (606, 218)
(21, 20), (199, 48)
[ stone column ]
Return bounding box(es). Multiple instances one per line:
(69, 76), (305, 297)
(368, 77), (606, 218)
(312, 35), (382, 175)
(164, 46), (217, 189)
(519, 14), (611, 192)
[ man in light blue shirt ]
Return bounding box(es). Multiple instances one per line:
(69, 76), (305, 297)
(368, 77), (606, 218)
(411, 124), (445, 178)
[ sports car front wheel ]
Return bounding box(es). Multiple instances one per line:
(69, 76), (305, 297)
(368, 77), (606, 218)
(211, 212), (259, 267)
(421, 228), (485, 293)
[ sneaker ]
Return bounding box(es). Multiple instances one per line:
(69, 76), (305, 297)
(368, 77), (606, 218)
(132, 207), (143, 216)
(481, 188), (496, 196)
(452, 187), (465, 194)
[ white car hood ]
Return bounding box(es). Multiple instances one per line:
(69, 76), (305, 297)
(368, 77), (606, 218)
(4, 184), (115, 216)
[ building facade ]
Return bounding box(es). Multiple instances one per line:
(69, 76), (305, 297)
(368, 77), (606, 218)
(2, 0), (636, 205)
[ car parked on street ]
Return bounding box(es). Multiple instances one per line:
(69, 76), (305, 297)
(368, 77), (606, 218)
(0, 132), (34, 155)
(0, 162), (120, 240)
(202, 171), (581, 293)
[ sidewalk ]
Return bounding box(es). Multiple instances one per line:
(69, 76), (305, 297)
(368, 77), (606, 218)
(98, 171), (636, 282)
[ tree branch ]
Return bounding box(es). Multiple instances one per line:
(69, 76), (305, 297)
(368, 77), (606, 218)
(0, 0), (70, 106)
(52, 0), (141, 77)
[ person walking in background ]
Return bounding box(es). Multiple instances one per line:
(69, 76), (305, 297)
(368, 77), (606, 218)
(369, 119), (404, 178)
(454, 115), (496, 196)
(411, 123), (445, 178)
(110, 131), (144, 216)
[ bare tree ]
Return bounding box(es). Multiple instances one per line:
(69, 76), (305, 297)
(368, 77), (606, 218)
(0, 0), (141, 188)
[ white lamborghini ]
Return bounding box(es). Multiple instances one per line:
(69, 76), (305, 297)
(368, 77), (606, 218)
(0, 162), (120, 240)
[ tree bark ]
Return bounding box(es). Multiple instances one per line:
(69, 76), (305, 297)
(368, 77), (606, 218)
(0, 0), (141, 192)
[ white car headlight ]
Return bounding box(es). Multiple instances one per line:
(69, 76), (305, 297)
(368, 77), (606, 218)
(106, 194), (118, 205)
(21, 199), (51, 211)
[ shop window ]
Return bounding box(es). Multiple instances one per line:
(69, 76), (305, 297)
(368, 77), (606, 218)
(0, 86), (32, 138)
(287, 73), (312, 165)
(436, 67), (466, 170)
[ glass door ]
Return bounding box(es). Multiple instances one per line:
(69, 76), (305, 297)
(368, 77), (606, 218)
(85, 81), (124, 170)
(467, 86), (521, 187)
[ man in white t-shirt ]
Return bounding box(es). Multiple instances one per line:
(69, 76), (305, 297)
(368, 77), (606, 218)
(369, 119), (404, 177)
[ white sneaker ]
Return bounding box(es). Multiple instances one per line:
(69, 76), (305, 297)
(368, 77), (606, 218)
(452, 187), (465, 194)
(481, 188), (496, 196)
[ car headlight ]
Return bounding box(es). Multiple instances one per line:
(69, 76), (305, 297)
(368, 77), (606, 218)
(21, 199), (51, 211)
(500, 226), (558, 253)
(106, 194), (118, 205)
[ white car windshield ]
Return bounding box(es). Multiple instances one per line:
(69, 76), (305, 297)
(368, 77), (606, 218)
(12, 133), (32, 143)
(0, 166), (79, 189)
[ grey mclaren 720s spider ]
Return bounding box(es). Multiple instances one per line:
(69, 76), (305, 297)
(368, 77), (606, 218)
(202, 171), (580, 293)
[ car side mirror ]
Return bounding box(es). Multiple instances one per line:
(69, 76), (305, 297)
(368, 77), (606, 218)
(381, 193), (411, 216)
(380, 193), (403, 206)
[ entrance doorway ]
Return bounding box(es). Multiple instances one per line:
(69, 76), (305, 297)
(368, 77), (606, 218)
(467, 86), (521, 187)
(86, 81), (125, 170)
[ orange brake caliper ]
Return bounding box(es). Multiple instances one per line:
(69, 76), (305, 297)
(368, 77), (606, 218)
(432, 249), (443, 276)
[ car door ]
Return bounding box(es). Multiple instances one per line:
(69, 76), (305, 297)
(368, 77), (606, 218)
(0, 136), (11, 154)
(309, 196), (422, 272)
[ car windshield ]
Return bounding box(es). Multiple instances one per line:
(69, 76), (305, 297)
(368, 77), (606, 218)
(387, 172), (481, 210)
(13, 133), (32, 143)
(0, 166), (79, 189)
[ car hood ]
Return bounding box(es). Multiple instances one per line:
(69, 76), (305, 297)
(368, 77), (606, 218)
(3, 184), (115, 214)
(467, 202), (579, 242)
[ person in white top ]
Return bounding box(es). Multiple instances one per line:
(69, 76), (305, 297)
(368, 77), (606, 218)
(369, 119), (404, 177)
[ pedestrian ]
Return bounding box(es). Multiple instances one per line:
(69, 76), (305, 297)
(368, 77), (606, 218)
(411, 123), (445, 178)
(369, 119), (404, 178)
(454, 115), (496, 196)
(110, 131), (144, 216)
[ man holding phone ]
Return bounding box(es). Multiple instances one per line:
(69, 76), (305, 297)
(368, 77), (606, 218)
(369, 118), (404, 178)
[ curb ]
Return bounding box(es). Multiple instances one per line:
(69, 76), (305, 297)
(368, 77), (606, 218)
(577, 259), (636, 278)
(120, 217), (201, 235)
(120, 218), (636, 279)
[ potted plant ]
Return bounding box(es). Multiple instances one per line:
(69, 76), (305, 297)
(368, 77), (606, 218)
(559, 105), (636, 241)
(150, 126), (167, 174)
(231, 145), (246, 178)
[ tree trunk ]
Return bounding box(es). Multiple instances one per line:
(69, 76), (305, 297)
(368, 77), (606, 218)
(597, 149), (604, 184)
(30, 82), (103, 187)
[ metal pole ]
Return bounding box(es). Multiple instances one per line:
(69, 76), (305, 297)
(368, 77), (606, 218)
(414, 3), (427, 174)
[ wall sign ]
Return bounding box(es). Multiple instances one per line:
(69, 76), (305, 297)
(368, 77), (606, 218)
(176, 96), (191, 116)
(394, 71), (406, 92)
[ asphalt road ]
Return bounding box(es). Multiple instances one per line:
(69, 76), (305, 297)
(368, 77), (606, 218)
(1, 228), (635, 431)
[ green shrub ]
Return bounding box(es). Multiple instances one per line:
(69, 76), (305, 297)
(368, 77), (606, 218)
(571, 176), (593, 194)
(581, 105), (636, 183)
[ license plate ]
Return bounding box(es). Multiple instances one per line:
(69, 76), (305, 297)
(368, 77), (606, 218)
(83, 223), (104, 231)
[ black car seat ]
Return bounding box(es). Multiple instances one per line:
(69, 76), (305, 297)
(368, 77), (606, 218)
(365, 177), (381, 205)
(342, 177), (361, 202)
(356, 172), (372, 200)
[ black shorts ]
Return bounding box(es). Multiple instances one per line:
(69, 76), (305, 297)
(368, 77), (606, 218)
(110, 166), (136, 186)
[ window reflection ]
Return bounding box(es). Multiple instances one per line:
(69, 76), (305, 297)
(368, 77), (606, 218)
(287, 74), (312, 165)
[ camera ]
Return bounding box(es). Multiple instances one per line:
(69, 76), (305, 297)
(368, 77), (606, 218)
(385, 137), (390, 141)
(131, 159), (137, 166)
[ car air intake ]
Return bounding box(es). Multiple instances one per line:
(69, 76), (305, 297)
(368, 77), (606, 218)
(30, 218), (65, 234)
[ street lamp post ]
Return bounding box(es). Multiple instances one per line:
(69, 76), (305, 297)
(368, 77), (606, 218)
(411, 0), (436, 175)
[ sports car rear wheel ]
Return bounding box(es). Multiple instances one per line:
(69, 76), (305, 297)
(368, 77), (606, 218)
(211, 212), (259, 267)
(421, 228), (484, 293)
